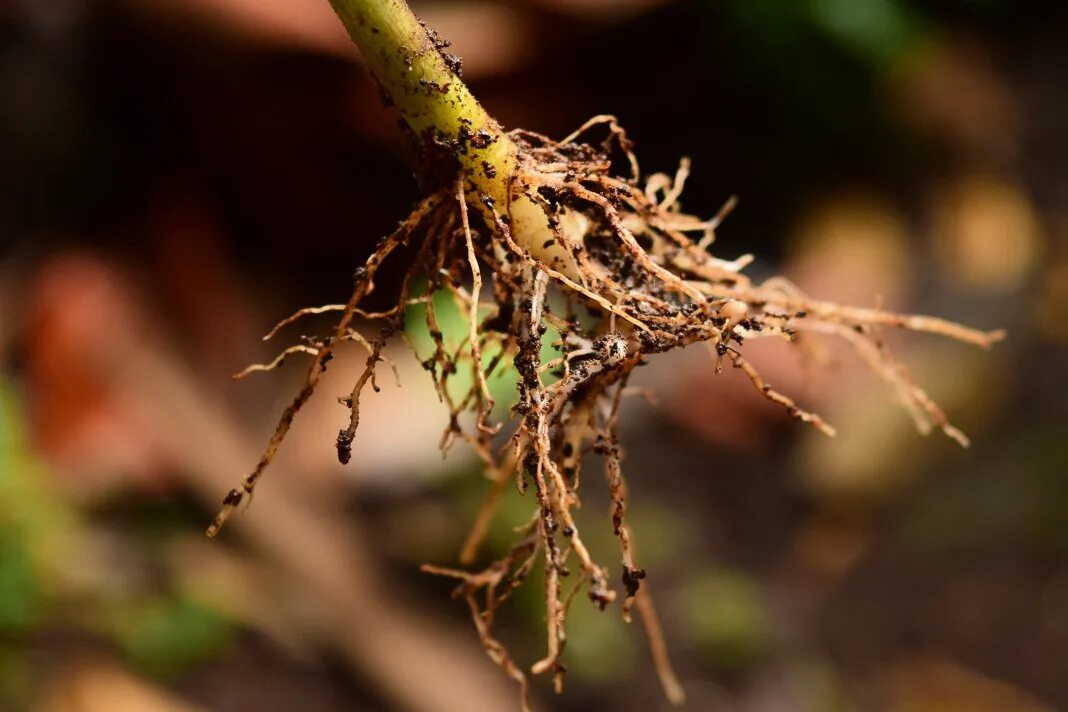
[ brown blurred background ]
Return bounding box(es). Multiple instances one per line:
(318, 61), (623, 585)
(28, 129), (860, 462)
(1, 0), (1067, 710)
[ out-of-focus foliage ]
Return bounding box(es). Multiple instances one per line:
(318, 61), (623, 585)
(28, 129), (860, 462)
(679, 569), (773, 669)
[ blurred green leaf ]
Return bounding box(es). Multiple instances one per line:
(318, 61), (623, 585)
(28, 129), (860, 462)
(0, 381), (62, 632)
(0, 523), (40, 631)
(809, 0), (924, 66)
(114, 597), (234, 678)
(563, 590), (639, 684)
(678, 568), (773, 669)
(405, 278), (562, 419)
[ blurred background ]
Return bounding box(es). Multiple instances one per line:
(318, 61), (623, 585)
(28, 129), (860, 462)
(1, 0), (1066, 710)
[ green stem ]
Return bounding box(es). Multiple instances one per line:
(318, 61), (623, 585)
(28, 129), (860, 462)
(329, 0), (515, 199)
(329, 0), (573, 273)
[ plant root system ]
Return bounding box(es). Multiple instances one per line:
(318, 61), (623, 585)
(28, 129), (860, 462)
(207, 116), (1004, 709)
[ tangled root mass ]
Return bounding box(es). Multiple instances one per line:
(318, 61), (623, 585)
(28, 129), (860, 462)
(208, 116), (1004, 709)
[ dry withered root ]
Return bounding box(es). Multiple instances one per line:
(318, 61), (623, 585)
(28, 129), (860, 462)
(204, 2), (1005, 709)
(207, 115), (1003, 709)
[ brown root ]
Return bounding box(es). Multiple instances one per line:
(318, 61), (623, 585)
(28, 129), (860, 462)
(208, 116), (1004, 705)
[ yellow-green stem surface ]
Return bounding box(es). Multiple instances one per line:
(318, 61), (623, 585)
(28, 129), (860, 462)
(329, 0), (575, 271)
(329, 0), (513, 199)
